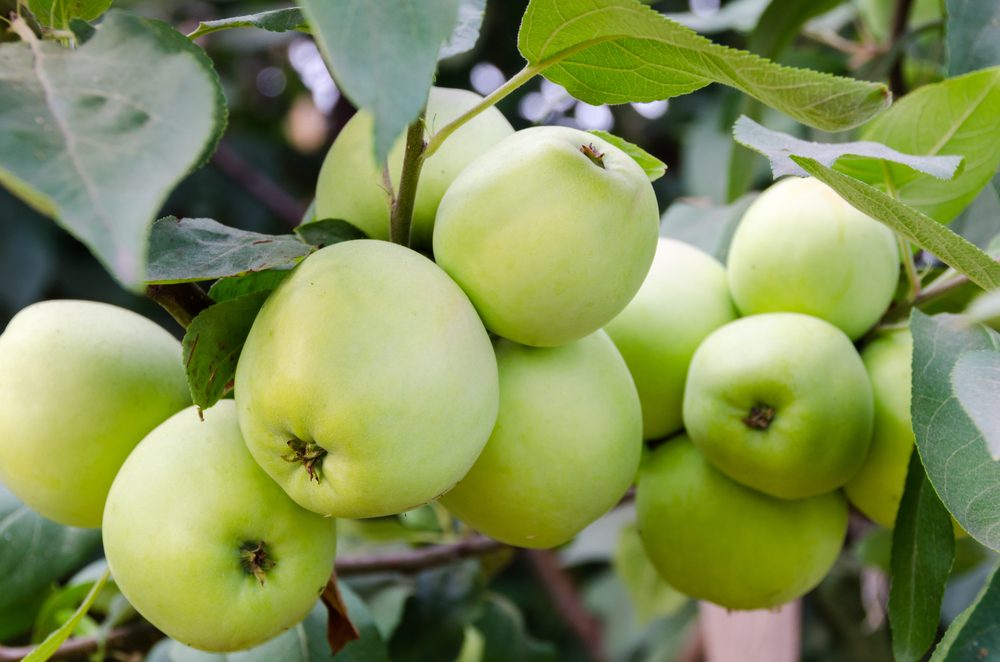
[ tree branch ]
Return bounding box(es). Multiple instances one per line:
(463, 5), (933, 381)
(389, 116), (427, 246)
(888, 0), (914, 96)
(335, 535), (506, 576)
(146, 282), (214, 328)
(525, 549), (606, 662)
(0, 624), (159, 661)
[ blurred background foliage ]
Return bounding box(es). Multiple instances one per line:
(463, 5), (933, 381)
(2, 1), (999, 660)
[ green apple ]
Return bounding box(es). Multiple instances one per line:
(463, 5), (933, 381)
(433, 126), (660, 347)
(605, 238), (737, 440)
(235, 239), (499, 519)
(103, 401), (337, 652)
(439, 331), (642, 548)
(726, 177), (899, 340)
(636, 436), (847, 610)
(0, 300), (189, 528)
(314, 86), (513, 248)
(683, 312), (873, 499)
(845, 328), (913, 528)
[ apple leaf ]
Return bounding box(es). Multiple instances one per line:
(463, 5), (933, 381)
(26, 0), (110, 28)
(659, 194), (757, 263)
(22, 567), (109, 662)
(295, 219), (368, 248)
(146, 217), (312, 284)
(298, 0), (461, 164)
(517, 0), (889, 131)
(946, 0), (1000, 77)
(182, 291), (270, 410)
(589, 130), (666, 181)
(790, 158), (1000, 291)
(733, 116), (963, 180)
(911, 311), (1000, 552)
(208, 270), (291, 303)
(888, 451), (956, 662)
(930, 565), (1000, 662)
(952, 350), (1000, 460)
(0, 484), (101, 612)
(836, 67), (1000, 224)
(0, 11), (226, 290)
(186, 8), (309, 40)
(320, 572), (362, 655)
(439, 0), (487, 60)
(472, 594), (558, 662)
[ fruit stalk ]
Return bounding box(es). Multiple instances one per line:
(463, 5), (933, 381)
(389, 116), (427, 246)
(145, 283), (214, 328)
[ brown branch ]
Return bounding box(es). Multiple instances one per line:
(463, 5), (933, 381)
(335, 535), (506, 576)
(389, 116), (427, 246)
(146, 282), (214, 329)
(210, 141), (307, 229)
(0, 623), (159, 661)
(525, 549), (606, 662)
(888, 0), (914, 96)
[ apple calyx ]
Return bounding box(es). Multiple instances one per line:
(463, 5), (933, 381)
(282, 438), (327, 483)
(742, 404), (776, 430)
(580, 143), (606, 169)
(239, 541), (275, 585)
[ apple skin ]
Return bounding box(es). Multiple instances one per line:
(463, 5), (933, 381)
(0, 300), (189, 528)
(235, 240), (499, 519)
(682, 312), (873, 499)
(726, 177), (899, 340)
(604, 238), (737, 440)
(439, 331), (642, 548)
(845, 329), (913, 528)
(314, 87), (513, 248)
(103, 401), (337, 652)
(433, 125), (660, 347)
(636, 436), (848, 610)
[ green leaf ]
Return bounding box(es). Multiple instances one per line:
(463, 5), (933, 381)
(439, 0), (486, 60)
(295, 219), (368, 248)
(613, 522), (687, 624)
(790, 158), (1000, 291)
(842, 67), (1000, 223)
(517, 0), (889, 131)
(734, 115), (963, 180)
(946, 0), (1000, 76)
(0, 11), (226, 290)
(911, 311), (1000, 552)
(207, 270), (291, 303)
(952, 350), (1000, 460)
(0, 484), (101, 612)
(659, 194), (757, 263)
(182, 292), (270, 410)
(186, 8), (309, 40)
(146, 217), (312, 284)
(23, 566), (109, 662)
(889, 451), (956, 662)
(472, 594), (557, 662)
(298, 0), (461, 163)
(930, 564), (1000, 661)
(26, 0), (110, 28)
(588, 130), (666, 181)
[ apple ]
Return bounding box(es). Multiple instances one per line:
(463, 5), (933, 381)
(682, 312), (873, 499)
(235, 239), (499, 519)
(433, 125), (660, 347)
(102, 401), (337, 652)
(845, 328), (913, 528)
(314, 86), (514, 248)
(605, 238), (737, 440)
(636, 436), (848, 610)
(726, 177), (899, 340)
(439, 331), (642, 548)
(0, 300), (189, 528)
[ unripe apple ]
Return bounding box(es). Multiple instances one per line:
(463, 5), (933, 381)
(726, 177), (899, 340)
(433, 126), (660, 347)
(0, 300), (189, 528)
(605, 238), (737, 440)
(103, 402), (337, 652)
(440, 331), (642, 548)
(314, 87), (513, 248)
(683, 312), (873, 499)
(637, 436), (848, 610)
(235, 240), (499, 519)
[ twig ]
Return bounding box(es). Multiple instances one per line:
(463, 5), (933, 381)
(0, 623), (159, 661)
(146, 283), (214, 328)
(335, 535), (506, 575)
(210, 141), (307, 229)
(888, 0), (914, 96)
(389, 117), (427, 246)
(525, 549), (606, 662)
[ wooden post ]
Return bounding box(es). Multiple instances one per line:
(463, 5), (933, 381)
(699, 600), (802, 662)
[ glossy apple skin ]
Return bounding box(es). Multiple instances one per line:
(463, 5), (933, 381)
(636, 436), (848, 610)
(726, 177), (899, 340)
(314, 87), (513, 248)
(605, 238), (737, 440)
(440, 332), (642, 548)
(433, 126), (660, 347)
(0, 300), (189, 528)
(845, 329), (913, 528)
(103, 402), (337, 652)
(235, 240), (499, 519)
(682, 312), (873, 499)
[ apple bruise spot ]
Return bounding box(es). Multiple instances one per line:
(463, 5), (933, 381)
(742, 404), (775, 430)
(282, 438), (327, 483)
(240, 541), (275, 585)
(580, 143), (606, 169)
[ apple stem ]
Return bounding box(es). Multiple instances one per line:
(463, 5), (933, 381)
(239, 541), (275, 585)
(743, 405), (775, 430)
(282, 438), (327, 483)
(389, 116), (427, 247)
